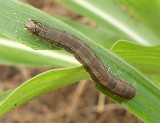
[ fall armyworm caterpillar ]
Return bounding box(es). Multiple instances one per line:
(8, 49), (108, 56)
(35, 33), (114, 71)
(24, 20), (136, 99)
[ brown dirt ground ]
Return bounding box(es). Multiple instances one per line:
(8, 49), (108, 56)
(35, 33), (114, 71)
(0, 0), (143, 123)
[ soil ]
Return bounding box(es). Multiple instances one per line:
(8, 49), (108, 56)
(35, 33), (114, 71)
(0, 0), (143, 123)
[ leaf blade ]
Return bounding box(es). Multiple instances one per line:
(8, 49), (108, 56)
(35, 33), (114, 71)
(111, 41), (160, 74)
(0, 67), (89, 116)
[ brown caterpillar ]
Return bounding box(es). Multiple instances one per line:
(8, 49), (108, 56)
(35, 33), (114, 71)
(24, 20), (136, 99)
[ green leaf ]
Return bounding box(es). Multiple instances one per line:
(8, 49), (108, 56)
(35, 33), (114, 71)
(0, 0), (160, 122)
(58, 17), (128, 49)
(118, 0), (160, 39)
(111, 41), (160, 74)
(146, 74), (160, 86)
(0, 37), (79, 67)
(58, 0), (160, 46)
(0, 90), (13, 103)
(0, 67), (89, 116)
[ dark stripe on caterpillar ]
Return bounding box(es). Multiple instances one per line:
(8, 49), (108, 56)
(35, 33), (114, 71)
(24, 20), (136, 99)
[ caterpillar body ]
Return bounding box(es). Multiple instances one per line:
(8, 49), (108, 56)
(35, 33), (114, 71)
(24, 20), (136, 99)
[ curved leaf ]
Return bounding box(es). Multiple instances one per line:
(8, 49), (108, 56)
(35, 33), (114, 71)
(58, 0), (160, 46)
(0, 67), (89, 116)
(112, 41), (160, 74)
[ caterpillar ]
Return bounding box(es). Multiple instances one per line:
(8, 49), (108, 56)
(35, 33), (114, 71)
(24, 20), (136, 99)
